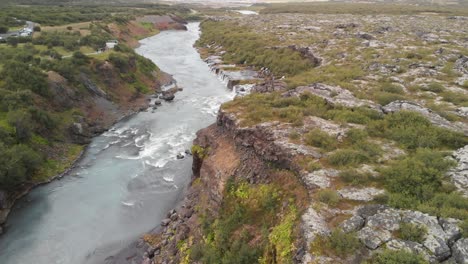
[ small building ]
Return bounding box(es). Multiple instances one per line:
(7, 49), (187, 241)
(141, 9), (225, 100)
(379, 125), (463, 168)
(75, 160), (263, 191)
(105, 40), (119, 49)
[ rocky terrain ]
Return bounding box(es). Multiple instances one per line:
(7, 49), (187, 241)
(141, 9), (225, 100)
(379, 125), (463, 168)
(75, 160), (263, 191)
(132, 6), (468, 264)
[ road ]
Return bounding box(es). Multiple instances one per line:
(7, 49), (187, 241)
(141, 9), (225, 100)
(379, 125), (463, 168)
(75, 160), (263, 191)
(0, 21), (35, 40)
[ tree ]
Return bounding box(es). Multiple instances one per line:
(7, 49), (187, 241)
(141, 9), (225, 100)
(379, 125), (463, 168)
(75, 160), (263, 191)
(7, 110), (33, 142)
(0, 143), (42, 189)
(6, 37), (18, 47)
(0, 25), (8, 34)
(1, 61), (49, 97)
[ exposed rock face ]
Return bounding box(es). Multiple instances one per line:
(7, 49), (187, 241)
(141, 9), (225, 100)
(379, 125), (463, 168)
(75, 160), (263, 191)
(338, 187), (385, 202)
(382, 100), (468, 135)
(452, 238), (468, 264)
(252, 78), (288, 93)
(283, 83), (381, 110)
(448, 145), (468, 197)
(348, 206), (464, 261)
(288, 45), (322, 67)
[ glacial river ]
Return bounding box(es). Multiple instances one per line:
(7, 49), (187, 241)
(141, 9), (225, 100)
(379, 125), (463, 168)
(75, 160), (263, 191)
(0, 22), (233, 264)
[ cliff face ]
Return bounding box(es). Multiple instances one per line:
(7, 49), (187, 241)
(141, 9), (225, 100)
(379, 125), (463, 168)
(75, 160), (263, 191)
(142, 108), (311, 264)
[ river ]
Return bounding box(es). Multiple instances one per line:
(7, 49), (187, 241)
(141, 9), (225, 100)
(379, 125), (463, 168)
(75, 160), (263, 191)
(0, 22), (233, 264)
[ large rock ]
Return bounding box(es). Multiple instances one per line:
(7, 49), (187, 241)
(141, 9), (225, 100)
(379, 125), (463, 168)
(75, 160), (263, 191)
(452, 238), (468, 264)
(448, 145), (468, 197)
(386, 239), (429, 258)
(382, 100), (467, 134)
(302, 169), (339, 189)
(366, 209), (401, 231)
(338, 187), (385, 202)
(358, 226), (392, 249)
(340, 215), (365, 233)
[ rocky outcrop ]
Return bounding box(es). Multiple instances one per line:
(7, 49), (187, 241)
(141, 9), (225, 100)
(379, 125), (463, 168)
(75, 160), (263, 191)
(288, 45), (322, 67)
(382, 100), (468, 135)
(284, 83), (381, 110)
(448, 145), (468, 197)
(337, 206), (465, 262)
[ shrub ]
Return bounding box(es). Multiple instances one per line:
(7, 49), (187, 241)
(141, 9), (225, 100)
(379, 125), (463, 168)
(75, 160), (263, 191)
(375, 92), (405, 105)
(0, 143), (42, 189)
(339, 169), (373, 186)
(317, 189), (341, 206)
(370, 249), (428, 264)
(325, 107), (382, 125)
(312, 229), (361, 257)
(461, 219), (468, 238)
(289, 131), (300, 140)
(380, 82), (404, 94)
(328, 149), (370, 167)
(382, 149), (455, 203)
(441, 91), (468, 106)
(421, 82), (444, 93)
(345, 128), (368, 144)
(304, 129), (336, 150)
(369, 111), (467, 150)
(397, 222), (427, 243)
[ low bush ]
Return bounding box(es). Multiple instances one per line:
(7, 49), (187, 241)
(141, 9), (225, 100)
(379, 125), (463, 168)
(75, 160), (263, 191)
(421, 82), (444, 93)
(304, 129), (336, 151)
(311, 229), (361, 257)
(380, 82), (404, 94)
(397, 222), (427, 243)
(339, 169), (374, 186)
(369, 249), (428, 264)
(317, 189), (341, 206)
(369, 111), (467, 150)
(382, 149), (455, 203)
(328, 149), (370, 167)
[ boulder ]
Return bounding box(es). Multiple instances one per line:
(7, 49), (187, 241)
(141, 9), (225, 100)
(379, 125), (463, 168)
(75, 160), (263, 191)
(338, 187), (385, 202)
(161, 218), (171, 226)
(356, 204), (388, 219)
(452, 238), (468, 264)
(366, 209), (401, 231)
(358, 226), (392, 249)
(160, 92), (175, 101)
(386, 239), (428, 257)
(340, 215), (365, 233)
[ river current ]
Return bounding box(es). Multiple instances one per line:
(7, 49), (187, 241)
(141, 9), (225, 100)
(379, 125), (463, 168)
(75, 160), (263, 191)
(0, 22), (233, 264)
